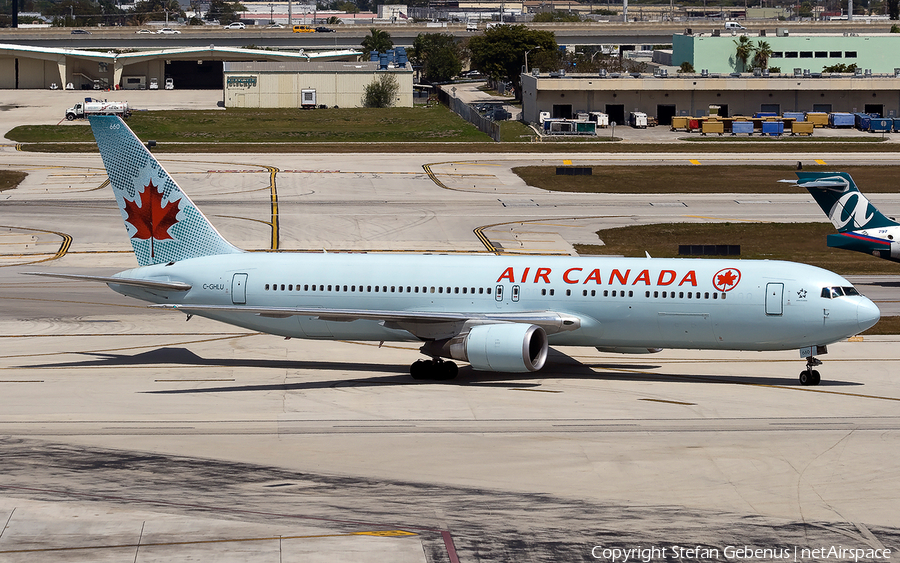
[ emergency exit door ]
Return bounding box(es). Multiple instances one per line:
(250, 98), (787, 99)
(232, 273), (248, 304)
(765, 282), (783, 316)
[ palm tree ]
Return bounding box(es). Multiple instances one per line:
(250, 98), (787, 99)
(361, 28), (394, 54)
(752, 40), (773, 70)
(733, 35), (752, 72)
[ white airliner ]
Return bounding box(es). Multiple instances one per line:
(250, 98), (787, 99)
(27, 116), (880, 386)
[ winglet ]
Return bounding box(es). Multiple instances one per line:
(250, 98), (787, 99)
(89, 115), (242, 266)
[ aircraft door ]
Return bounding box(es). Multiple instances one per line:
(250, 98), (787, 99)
(232, 273), (248, 304)
(495, 285), (503, 302)
(512, 285), (520, 302)
(765, 282), (784, 316)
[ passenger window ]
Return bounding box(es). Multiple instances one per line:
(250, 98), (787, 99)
(327, 285), (332, 291)
(343, 285), (347, 291)
(591, 290), (596, 297)
(304, 284), (309, 291)
(542, 289), (547, 296)
(265, 284), (270, 290)
(288, 284), (293, 291)
(654, 291), (658, 298)
(566, 289), (571, 296)
(438, 287), (443, 293)
(582, 290), (587, 296)
(662, 291), (667, 298)
(628, 291), (633, 297)
(391, 286), (395, 292)
(486, 288), (491, 295)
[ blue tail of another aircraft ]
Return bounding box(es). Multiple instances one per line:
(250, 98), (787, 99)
(795, 172), (899, 233)
(89, 115), (242, 267)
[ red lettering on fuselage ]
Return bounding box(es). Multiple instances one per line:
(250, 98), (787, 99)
(632, 269), (651, 285)
(534, 268), (551, 283)
(583, 269), (602, 284)
(520, 267), (530, 283)
(658, 270), (676, 286)
(679, 271), (697, 286)
(563, 268), (582, 284)
(609, 269), (630, 285)
(497, 267), (515, 283)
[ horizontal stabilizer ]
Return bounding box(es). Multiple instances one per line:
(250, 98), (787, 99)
(22, 272), (191, 291)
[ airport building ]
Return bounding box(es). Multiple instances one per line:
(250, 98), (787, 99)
(520, 71), (900, 124)
(673, 32), (900, 74)
(0, 43), (361, 90)
(223, 61), (414, 108)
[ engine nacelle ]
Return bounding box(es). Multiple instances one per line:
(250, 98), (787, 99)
(891, 241), (900, 260)
(451, 323), (548, 373)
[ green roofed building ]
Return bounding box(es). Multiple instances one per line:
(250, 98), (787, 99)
(673, 32), (900, 74)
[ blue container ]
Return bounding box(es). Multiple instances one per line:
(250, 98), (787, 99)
(828, 113), (855, 127)
(761, 120), (784, 136)
(893, 118), (900, 132)
(854, 113), (872, 131)
(731, 121), (754, 135)
(783, 111), (805, 121)
(754, 112), (778, 118)
(869, 118), (892, 133)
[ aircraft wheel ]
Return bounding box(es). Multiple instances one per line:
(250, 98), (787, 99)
(437, 361), (458, 380)
(800, 371), (811, 386)
(810, 370), (821, 386)
(410, 360), (429, 380)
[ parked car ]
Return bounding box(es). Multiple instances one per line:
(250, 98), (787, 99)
(70, 29), (91, 34)
(315, 26), (335, 32)
(292, 24), (314, 33)
(265, 23), (285, 28)
(223, 22), (246, 29)
(136, 29), (154, 34)
(157, 27), (181, 34)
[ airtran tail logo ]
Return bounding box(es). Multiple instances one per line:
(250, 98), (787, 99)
(828, 191), (876, 231)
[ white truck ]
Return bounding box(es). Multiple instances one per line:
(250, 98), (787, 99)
(65, 99), (131, 121)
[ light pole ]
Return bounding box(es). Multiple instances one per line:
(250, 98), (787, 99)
(525, 47), (541, 74)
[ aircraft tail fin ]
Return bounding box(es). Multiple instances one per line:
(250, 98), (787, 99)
(89, 115), (242, 267)
(794, 172), (899, 233)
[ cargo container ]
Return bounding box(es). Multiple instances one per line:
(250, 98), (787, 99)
(805, 112), (828, 127)
(588, 112), (609, 128)
(869, 118), (892, 133)
(791, 122), (814, 136)
(575, 121), (597, 135)
(670, 116), (688, 131)
(629, 112), (648, 128)
(854, 113), (872, 131)
(893, 118), (900, 132)
(783, 111), (805, 122)
(762, 120), (784, 136)
(701, 120), (724, 135)
(828, 112), (855, 128)
(754, 112), (778, 118)
(731, 121), (754, 135)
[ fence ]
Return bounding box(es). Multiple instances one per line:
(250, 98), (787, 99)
(436, 87), (502, 142)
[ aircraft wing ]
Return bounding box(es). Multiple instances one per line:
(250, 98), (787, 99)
(21, 272), (192, 291)
(150, 304), (581, 333)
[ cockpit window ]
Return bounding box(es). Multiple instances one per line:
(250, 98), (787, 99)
(821, 286), (859, 299)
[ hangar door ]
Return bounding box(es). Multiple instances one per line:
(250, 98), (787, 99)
(165, 60), (224, 89)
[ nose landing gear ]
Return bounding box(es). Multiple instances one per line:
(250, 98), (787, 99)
(410, 358), (459, 381)
(800, 356), (822, 386)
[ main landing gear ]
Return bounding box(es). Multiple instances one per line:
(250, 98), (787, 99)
(800, 356), (822, 386)
(410, 358), (458, 381)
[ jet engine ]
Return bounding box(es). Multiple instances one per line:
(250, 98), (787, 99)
(423, 323), (548, 372)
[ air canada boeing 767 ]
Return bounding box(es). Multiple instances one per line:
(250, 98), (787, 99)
(27, 116), (880, 386)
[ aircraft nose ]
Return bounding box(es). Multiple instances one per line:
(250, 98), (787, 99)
(858, 298), (881, 332)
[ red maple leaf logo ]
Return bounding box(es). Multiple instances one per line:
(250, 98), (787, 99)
(123, 180), (180, 257)
(713, 268), (741, 292)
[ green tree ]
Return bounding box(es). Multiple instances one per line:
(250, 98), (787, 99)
(411, 33), (464, 83)
(363, 73), (400, 107)
(823, 62), (858, 72)
(326, 15), (343, 24)
(206, 0), (247, 24)
(361, 28), (393, 53)
(468, 24), (557, 100)
(678, 61), (695, 73)
(752, 40), (773, 69)
(732, 35), (752, 72)
(532, 10), (584, 22)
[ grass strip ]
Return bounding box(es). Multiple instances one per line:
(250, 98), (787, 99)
(514, 165), (900, 193)
(0, 171), (27, 192)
